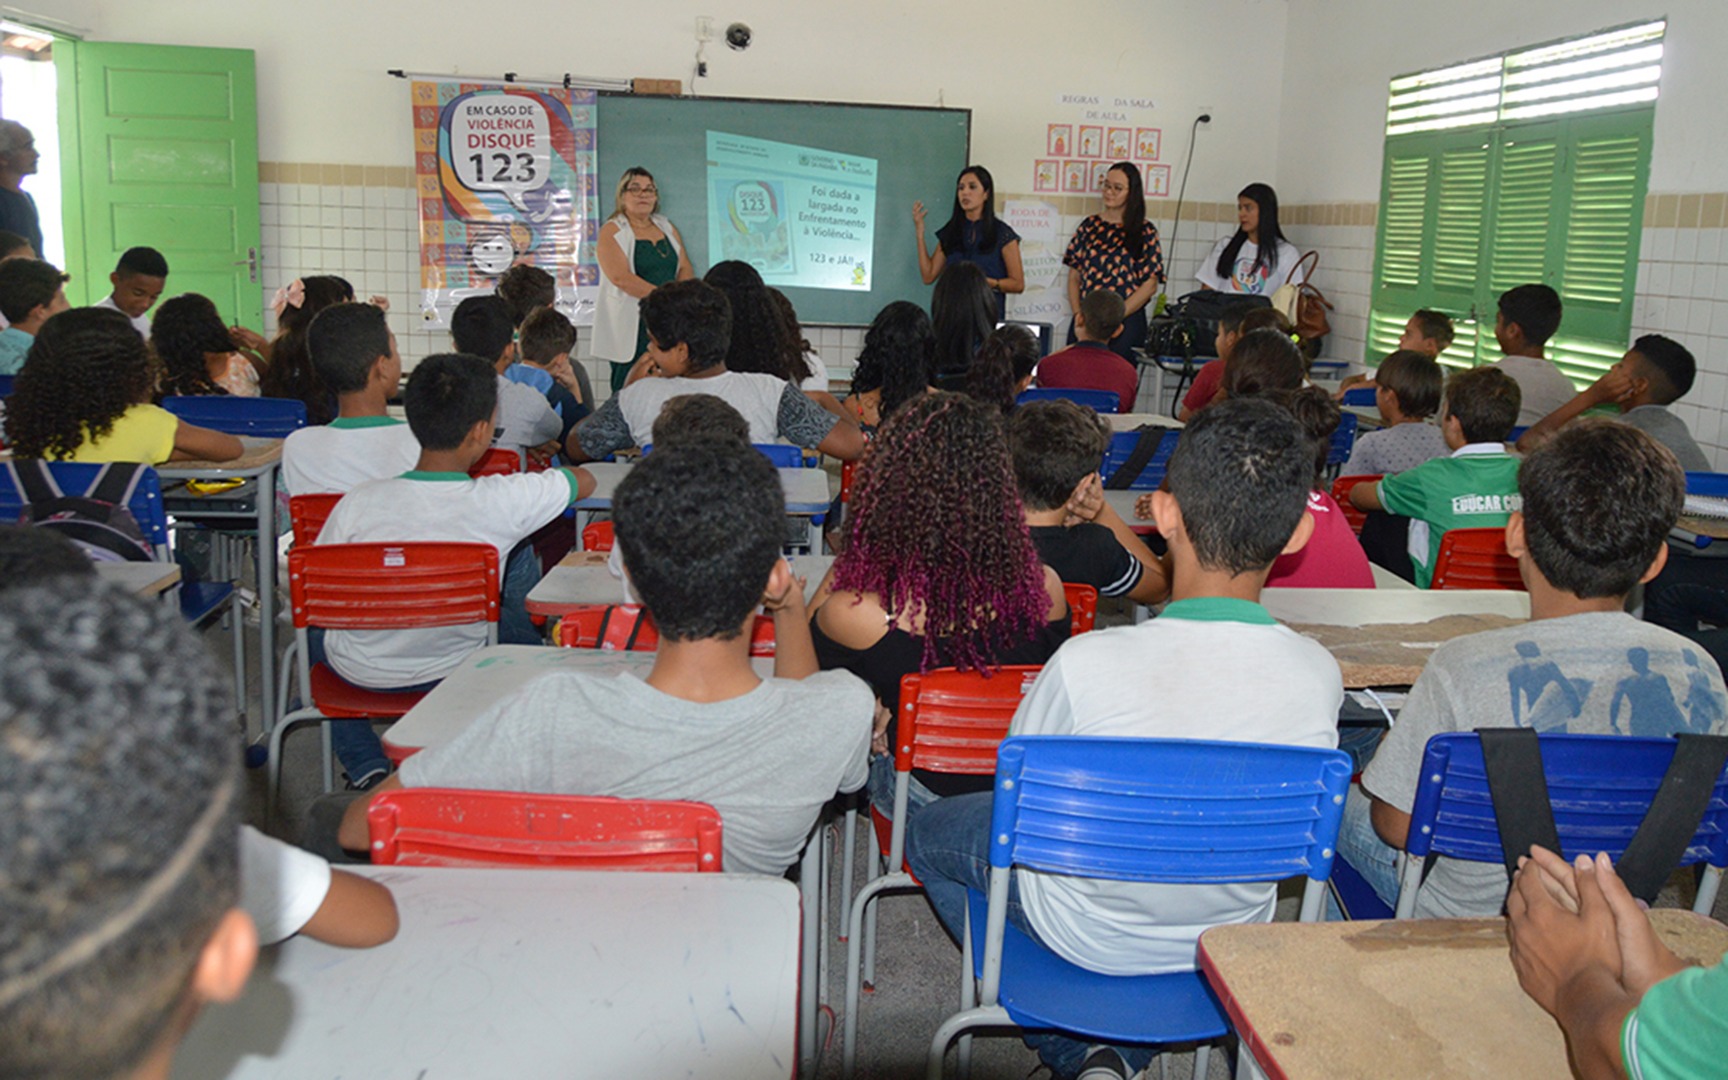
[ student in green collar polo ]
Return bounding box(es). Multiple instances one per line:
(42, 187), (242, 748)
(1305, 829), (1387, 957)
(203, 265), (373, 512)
(905, 397), (1342, 1080)
(281, 302), (419, 495)
(311, 353), (594, 788)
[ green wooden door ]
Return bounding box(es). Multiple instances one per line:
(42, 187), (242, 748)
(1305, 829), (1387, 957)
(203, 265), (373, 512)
(57, 41), (260, 327)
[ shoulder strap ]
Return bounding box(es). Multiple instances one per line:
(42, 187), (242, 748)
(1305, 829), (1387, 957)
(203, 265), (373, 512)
(9, 459), (64, 504)
(1477, 727), (1563, 881)
(1104, 427), (1163, 491)
(1283, 249), (1320, 286)
(86, 462), (146, 507)
(1615, 734), (1728, 902)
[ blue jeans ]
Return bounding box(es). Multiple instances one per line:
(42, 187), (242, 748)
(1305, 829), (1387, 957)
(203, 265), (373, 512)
(905, 792), (1157, 1079)
(303, 628), (438, 783)
(1329, 785), (1404, 920)
(867, 752), (942, 823)
(499, 542), (545, 646)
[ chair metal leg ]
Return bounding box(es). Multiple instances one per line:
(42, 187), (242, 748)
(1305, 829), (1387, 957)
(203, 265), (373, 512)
(320, 721), (335, 793)
(842, 870), (914, 1078)
(275, 639), (299, 726)
(861, 845), (883, 989)
(1194, 1042), (1212, 1079)
(1696, 865), (1723, 914)
(1393, 855), (1422, 919)
(266, 706), (321, 828)
(957, 899), (976, 1079)
(799, 832), (822, 1079)
(924, 1005), (1010, 1080)
(229, 597), (247, 734)
(839, 804), (857, 938)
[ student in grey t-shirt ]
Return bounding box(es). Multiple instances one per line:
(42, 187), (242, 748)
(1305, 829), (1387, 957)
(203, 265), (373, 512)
(1516, 334), (1711, 473)
(1337, 418), (1728, 918)
(338, 439), (873, 874)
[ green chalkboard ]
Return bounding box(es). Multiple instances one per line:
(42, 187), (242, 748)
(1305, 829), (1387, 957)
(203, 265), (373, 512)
(598, 93), (970, 325)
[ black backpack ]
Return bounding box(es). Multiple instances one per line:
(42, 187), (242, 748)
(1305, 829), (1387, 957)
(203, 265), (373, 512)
(7, 460), (155, 563)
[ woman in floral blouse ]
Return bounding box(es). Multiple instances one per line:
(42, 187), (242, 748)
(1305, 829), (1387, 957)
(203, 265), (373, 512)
(1062, 161), (1165, 361)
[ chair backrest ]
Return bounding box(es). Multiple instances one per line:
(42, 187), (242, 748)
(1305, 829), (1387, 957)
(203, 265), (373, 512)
(581, 520), (615, 551)
(840, 458), (859, 504)
(1405, 732), (1728, 870)
(1063, 583), (1098, 633)
(1330, 473), (1382, 535)
(288, 492), (343, 546)
(0, 461), (170, 552)
(895, 666), (1042, 776)
(1326, 411), (1359, 467)
(1685, 472), (1728, 498)
(367, 788), (724, 871)
(1017, 387), (1121, 414)
(1507, 425), (1529, 444)
(1430, 526), (1524, 591)
(1100, 429), (1182, 490)
(288, 542), (500, 630)
(0, 373), (13, 397)
(1341, 386), (1377, 406)
(641, 442), (807, 468)
(160, 395), (308, 437)
(557, 604), (776, 655)
(988, 736), (1353, 885)
(469, 447), (520, 477)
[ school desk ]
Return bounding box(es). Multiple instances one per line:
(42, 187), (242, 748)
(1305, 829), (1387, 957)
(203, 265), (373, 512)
(1103, 490), (1159, 535)
(96, 559), (182, 596)
(574, 459), (832, 513)
(526, 553), (834, 619)
(1106, 412), (1184, 432)
(1261, 587), (1530, 688)
(1198, 910), (1728, 1080)
(169, 865), (800, 1080)
(159, 438), (284, 733)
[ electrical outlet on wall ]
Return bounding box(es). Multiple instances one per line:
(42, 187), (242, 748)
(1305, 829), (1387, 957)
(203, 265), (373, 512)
(696, 16), (716, 42)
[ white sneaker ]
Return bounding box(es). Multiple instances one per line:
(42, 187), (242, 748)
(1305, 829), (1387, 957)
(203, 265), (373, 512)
(1076, 1047), (1130, 1080)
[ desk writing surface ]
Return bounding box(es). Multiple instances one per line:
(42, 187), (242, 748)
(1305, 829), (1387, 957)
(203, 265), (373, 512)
(384, 645), (777, 756)
(1107, 412), (1183, 432)
(157, 437), (283, 474)
(576, 460), (831, 512)
(1199, 911), (1728, 1080)
(529, 554), (834, 615)
(95, 560), (181, 596)
(1262, 588), (1529, 688)
(171, 866), (800, 1080)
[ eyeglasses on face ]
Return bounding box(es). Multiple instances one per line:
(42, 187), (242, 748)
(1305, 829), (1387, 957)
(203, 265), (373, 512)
(625, 184), (657, 195)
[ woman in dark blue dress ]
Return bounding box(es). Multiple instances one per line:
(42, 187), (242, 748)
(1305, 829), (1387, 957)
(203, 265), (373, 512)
(913, 165), (1023, 320)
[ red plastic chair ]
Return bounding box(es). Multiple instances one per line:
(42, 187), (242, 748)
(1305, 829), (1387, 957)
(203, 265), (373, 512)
(1429, 526), (1525, 591)
(1063, 583), (1098, 633)
(1331, 474), (1382, 535)
(842, 665), (1043, 1073)
(557, 604), (777, 655)
(469, 447), (521, 477)
(288, 492), (343, 546)
(366, 788), (723, 872)
(268, 542), (501, 816)
(840, 458), (859, 504)
(582, 520), (615, 551)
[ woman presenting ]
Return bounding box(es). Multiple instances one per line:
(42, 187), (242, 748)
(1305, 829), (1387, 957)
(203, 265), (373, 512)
(914, 165), (1023, 320)
(1062, 162), (1165, 361)
(1197, 182), (1303, 297)
(593, 167), (696, 392)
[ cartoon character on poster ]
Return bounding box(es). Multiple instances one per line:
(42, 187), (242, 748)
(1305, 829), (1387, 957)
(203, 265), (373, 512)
(1089, 161), (1111, 191)
(1135, 127), (1162, 161)
(715, 178), (794, 273)
(1144, 164), (1172, 198)
(1034, 160), (1059, 193)
(1062, 161), (1089, 193)
(1078, 125), (1103, 158)
(1106, 127), (1132, 160)
(1047, 124), (1072, 158)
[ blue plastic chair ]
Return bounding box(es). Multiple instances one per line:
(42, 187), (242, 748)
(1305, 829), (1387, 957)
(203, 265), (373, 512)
(0, 462), (245, 720)
(161, 395), (308, 438)
(1017, 387), (1121, 414)
(1341, 386), (1377, 406)
(1394, 732), (1728, 918)
(0, 373), (13, 397)
(925, 736), (1352, 1080)
(1326, 411), (1359, 470)
(639, 442), (809, 468)
(1677, 472), (1728, 551)
(1507, 424), (1529, 444)
(1099, 429), (1181, 490)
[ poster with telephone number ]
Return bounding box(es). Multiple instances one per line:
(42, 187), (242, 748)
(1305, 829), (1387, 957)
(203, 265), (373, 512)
(411, 80), (599, 328)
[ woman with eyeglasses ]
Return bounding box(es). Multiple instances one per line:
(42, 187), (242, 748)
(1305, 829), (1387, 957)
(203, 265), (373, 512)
(1061, 161), (1165, 361)
(593, 167), (696, 393)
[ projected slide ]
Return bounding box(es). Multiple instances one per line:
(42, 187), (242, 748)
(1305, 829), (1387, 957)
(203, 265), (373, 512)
(706, 131), (877, 291)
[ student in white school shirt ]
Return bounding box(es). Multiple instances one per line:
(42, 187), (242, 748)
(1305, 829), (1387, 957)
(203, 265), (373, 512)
(93, 246), (168, 338)
(280, 301), (420, 495)
(906, 397), (1342, 1080)
(313, 353), (595, 788)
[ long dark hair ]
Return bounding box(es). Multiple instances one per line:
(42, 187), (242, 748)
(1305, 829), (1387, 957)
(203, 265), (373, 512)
(934, 165), (999, 255)
(259, 275), (354, 425)
(152, 293), (236, 398)
(705, 261), (806, 383)
(1109, 162), (1149, 261)
(852, 301), (934, 423)
(966, 325), (1039, 413)
(930, 262), (996, 384)
(1215, 182), (1286, 281)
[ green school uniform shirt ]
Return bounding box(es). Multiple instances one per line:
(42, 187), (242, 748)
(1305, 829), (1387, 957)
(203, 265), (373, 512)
(1623, 959), (1728, 1079)
(1376, 444), (1522, 588)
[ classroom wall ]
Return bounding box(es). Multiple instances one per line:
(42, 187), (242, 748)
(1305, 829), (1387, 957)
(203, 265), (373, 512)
(1275, 0), (1728, 468)
(59, 0), (1294, 389)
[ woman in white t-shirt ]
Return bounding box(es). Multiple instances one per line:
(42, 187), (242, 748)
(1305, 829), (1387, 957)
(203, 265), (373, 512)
(1197, 182), (1305, 297)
